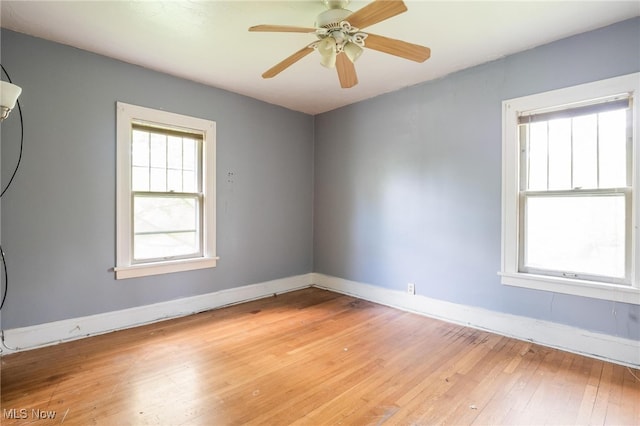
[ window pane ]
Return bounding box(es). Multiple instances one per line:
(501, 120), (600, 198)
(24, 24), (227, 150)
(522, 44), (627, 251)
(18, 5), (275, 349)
(572, 114), (598, 189)
(132, 166), (149, 191)
(599, 109), (627, 188)
(134, 196), (197, 233)
(527, 122), (548, 190)
(134, 232), (198, 260)
(133, 196), (199, 260)
(547, 118), (572, 190)
(150, 133), (167, 168)
(149, 167), (166, 192)
(183, 171), (196, 193)
(167, 169), (182, 192)
(524, 195), (625, 278)
(183, 138), (196, 171)
(167, 136), (183, 169)
(132, 130), (149, 167)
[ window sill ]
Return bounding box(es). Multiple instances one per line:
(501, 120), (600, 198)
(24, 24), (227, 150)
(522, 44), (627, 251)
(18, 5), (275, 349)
(500, 272), (640, 305)
(115, 257), (218, 279)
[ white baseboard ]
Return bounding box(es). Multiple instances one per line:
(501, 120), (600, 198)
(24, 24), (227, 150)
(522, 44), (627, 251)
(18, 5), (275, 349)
(311, 273), (640, 368)
(1, 274), (312, 354)
(4, 272), (638, 368)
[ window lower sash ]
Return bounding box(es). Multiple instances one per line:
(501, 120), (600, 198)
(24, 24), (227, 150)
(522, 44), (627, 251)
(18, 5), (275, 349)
(517, 189), (632, 285)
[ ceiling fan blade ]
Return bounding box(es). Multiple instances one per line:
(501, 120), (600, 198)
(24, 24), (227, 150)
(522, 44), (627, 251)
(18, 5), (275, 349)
(249, 25), (318, 33)
(262, 44), (315, 79)
(336, 53), (358, 88)
(347, 0), (408, 30)
(364, 33), (431, 62)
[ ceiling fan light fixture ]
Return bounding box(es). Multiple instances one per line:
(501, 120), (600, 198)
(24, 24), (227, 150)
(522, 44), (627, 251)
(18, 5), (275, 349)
(343, 42), (363, 63)
(318, 37), (337, 68)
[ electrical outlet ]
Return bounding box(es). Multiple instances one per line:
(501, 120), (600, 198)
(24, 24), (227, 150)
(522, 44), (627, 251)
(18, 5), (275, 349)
(407, 283), (415, 295)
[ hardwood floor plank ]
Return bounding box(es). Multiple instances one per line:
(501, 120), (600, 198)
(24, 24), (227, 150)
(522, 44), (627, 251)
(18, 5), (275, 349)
(622, 367), (640, 423)
(415, 336), (520, 424)
(324, 326), (470, 424)
(2, 288), (638, 425)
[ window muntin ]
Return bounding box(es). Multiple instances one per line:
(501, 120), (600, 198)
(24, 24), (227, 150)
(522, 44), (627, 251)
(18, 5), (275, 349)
(116, 103), (217, 279)
(500, 73), (639, 304)
(518, 101), (632, 284)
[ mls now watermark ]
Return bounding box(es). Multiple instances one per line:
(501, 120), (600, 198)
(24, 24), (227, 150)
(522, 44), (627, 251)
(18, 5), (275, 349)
(3, 408), (57, 420)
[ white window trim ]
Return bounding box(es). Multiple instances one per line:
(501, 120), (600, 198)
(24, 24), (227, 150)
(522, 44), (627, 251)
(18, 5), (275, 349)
(501, 73), (640, 305)
(115, 102), (217, 279)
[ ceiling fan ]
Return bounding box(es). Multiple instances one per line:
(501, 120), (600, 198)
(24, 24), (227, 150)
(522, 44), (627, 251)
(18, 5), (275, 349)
(249, 0), (431, 89)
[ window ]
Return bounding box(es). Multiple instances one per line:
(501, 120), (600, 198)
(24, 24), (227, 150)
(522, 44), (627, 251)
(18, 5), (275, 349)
(501, 73), (639, 304)
(115, 102), (217, 279)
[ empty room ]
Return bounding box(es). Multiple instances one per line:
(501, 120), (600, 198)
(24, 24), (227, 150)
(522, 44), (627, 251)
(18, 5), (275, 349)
(1, 1), (639, 424)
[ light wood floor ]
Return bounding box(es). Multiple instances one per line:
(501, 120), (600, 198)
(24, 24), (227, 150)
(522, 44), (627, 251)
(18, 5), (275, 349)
(1, 288), (639, 425)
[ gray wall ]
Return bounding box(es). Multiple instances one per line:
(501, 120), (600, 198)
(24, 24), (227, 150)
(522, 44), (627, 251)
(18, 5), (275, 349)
(0, 30), (314, 329)
(314, 17), (640, 340)
(2, 18), (640, 342)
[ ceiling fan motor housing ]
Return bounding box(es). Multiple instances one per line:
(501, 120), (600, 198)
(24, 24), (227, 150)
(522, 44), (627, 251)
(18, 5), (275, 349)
(323, 0), (350, 10)
(316, 8), (352, 30)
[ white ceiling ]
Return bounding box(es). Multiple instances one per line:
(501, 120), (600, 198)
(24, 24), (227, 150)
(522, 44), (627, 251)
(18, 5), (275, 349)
(1, 1), (639, 115)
